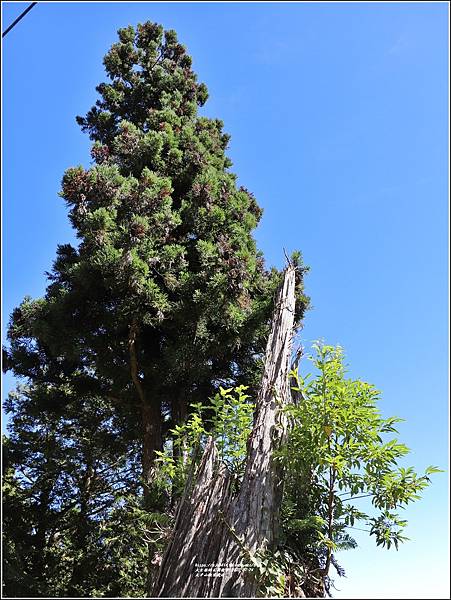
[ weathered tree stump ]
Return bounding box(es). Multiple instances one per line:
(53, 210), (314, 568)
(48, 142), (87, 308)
(152, 265), (297, 598)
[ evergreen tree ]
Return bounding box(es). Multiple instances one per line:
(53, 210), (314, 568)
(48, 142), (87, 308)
(3, 385), (146, 597)
(4, 21), (309, 505)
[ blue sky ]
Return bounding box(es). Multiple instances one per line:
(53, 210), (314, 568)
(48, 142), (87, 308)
(2, 2), (449, 597)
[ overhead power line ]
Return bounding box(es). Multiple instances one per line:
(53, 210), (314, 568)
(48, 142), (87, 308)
(2, 2), (37, 38)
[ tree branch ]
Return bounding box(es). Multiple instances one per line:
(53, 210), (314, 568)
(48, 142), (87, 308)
(340, 493), (374, 502)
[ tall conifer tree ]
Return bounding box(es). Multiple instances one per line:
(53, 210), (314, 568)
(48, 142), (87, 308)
(5, 22), (309, 507)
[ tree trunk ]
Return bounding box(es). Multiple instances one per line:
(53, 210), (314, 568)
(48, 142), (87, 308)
(172, 391), (188, 426)
(142, 398), (164, 597)
(129, 324), (167, 596)
(142, 400), (163, 508)
(152, 265), (297, 598)
(171, 391), (188, 467)
(129, 321), (163, 504)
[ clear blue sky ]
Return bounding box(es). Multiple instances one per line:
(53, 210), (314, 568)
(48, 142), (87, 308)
(2, 2), (449, 598)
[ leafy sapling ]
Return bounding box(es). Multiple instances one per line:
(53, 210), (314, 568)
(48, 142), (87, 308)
(277, 342), (442, 596)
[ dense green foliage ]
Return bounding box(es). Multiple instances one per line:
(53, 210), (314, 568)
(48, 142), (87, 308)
(5, 22), (307, 416)
(3, 386), (147, 597)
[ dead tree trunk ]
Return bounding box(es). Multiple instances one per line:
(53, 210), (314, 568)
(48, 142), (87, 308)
(152, 265), (297, 598)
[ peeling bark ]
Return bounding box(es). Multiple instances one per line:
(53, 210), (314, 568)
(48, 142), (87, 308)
(153, 438), (234, 597)
(153, 265), (297, 598)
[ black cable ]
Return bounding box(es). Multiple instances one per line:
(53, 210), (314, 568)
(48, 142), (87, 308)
(2, 2), (37, 38)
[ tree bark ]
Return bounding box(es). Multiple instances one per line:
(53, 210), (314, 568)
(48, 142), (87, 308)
(152, 265), (297, 598)
(141, 400), (163, 506)
(128, 322), (163, 503)
(129, 322), (165, 594)
(171, 391), (188, 467)
(142, 397), (164, 597)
